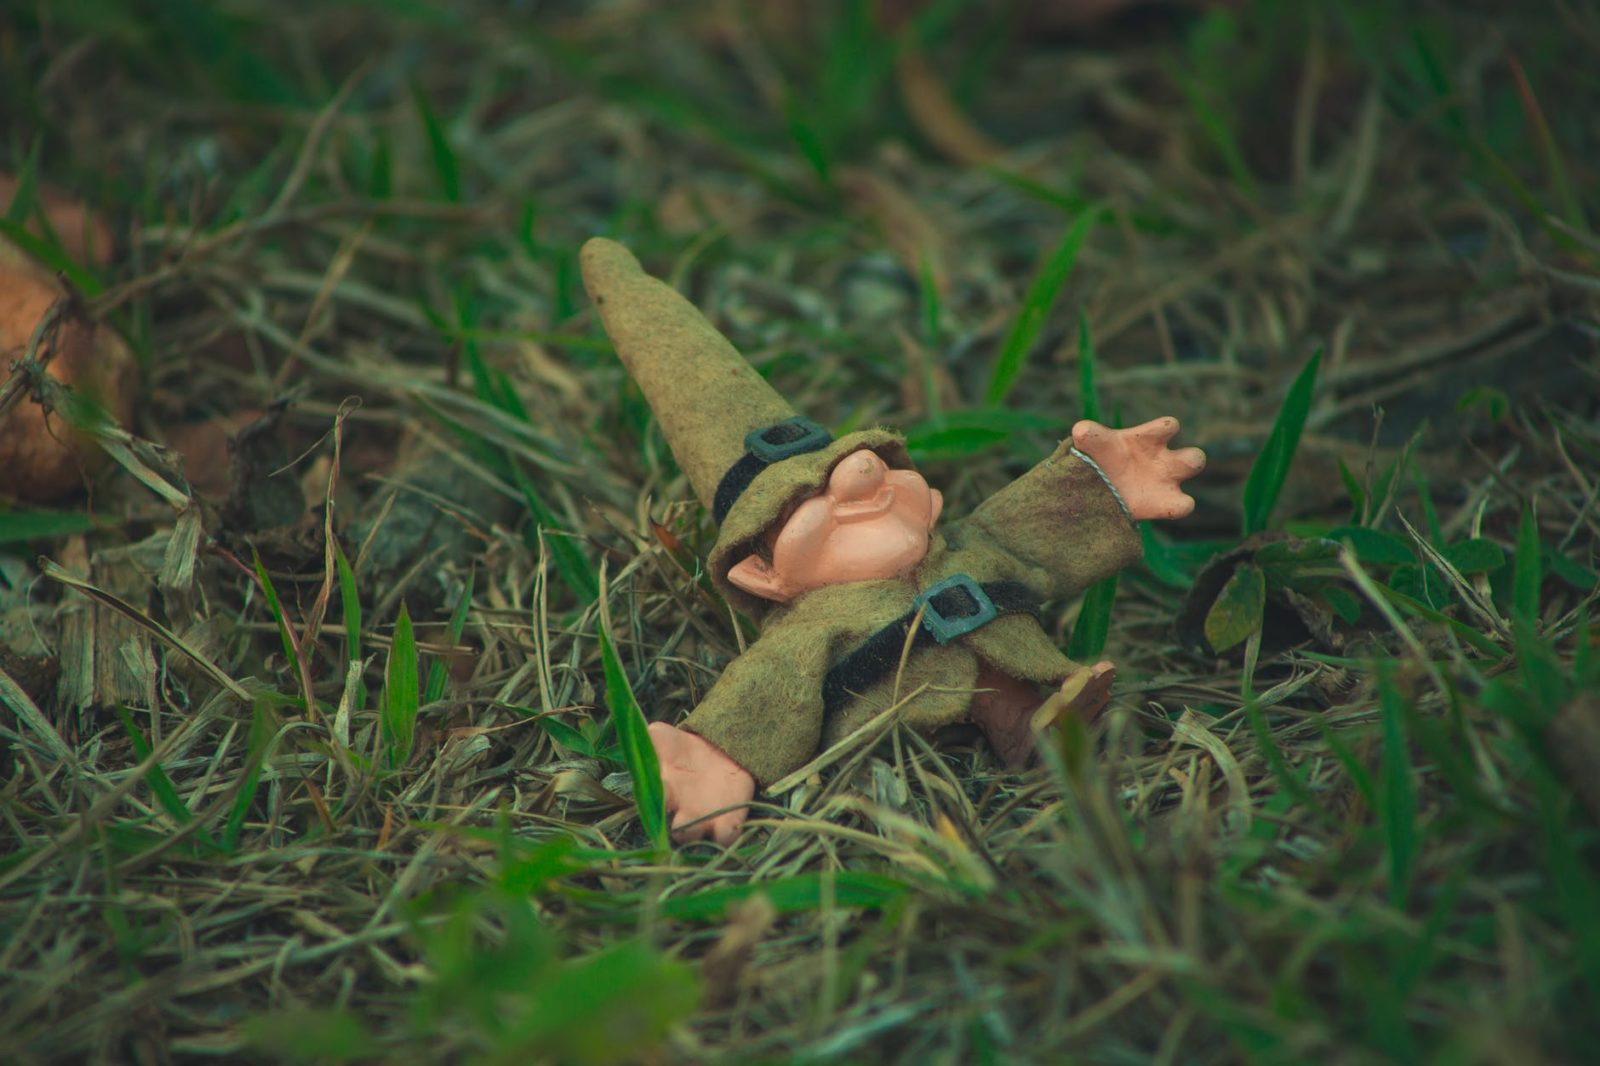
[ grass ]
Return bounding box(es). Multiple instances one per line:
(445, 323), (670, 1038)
(1, 0), (1598, 1062)
(984, 207), (1100, 406)
(1240, 348), (1319, 536)
(597, 564), (669, 855)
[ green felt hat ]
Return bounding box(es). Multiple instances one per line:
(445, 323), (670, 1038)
(579, 238), (910, 614)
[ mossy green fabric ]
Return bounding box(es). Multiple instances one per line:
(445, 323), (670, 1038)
(681, 443), (1142, 786)
(580, 237), (913, 615)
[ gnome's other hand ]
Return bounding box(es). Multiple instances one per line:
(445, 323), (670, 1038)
(647, 722), (756, 845)
(1071, 417), (1206, 521)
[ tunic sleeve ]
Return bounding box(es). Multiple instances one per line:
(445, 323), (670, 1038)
(677, 626), (832, 789)
(953, 440), (1142, 602)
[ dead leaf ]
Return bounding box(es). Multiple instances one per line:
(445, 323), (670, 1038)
(837, 166), (951, 298)
(655, 179), (759, 241)
(1203, 563), (1265, 653)
(895, 44), (1006, 170)
(0, 266), (138, 502)
(162, 410), (262, 499)
(1176, 533), (1346, 657)
(895, 325), (960, 420)
(217, 403), (322, 563)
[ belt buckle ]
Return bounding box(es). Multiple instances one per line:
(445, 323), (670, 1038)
(914, 573), (997, 645)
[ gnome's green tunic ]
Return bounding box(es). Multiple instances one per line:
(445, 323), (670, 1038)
(580, 238), (1141, 788)
(677, 445), (1138, 785)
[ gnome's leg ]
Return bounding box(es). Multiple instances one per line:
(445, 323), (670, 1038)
(970, 661), (1115, 769)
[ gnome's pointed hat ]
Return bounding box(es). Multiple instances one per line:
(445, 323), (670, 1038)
(580, 238), (910, 615)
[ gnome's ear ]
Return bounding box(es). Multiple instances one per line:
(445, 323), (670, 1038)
(727, 554), (796, 603)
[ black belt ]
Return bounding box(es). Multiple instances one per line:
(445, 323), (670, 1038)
(821, 574), (1039, 717)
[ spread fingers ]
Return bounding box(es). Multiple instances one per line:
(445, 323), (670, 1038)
(1168, 446), (1207, 476)
(1070, 419), (1111, 449)
(711, 811), (747, 847)
(1129, 415), (1181, 446)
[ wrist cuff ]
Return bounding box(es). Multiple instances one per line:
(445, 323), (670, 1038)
(1070, 447), (1132, 521)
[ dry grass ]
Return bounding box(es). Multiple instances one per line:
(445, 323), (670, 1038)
(2, 1), (1598, 1063)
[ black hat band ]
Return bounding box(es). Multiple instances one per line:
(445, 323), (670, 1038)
(712, 417), (834, 524)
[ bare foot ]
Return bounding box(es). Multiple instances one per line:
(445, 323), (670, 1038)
(1030, 660), (1116, 734)
(1071, 417), (1206, 521)
(647, 722), (756, 845)
(971, 661), (1116, 769)
(970, 665), (1050, 769)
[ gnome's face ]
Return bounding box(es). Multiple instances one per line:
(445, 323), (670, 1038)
(726, 448), (944, 604)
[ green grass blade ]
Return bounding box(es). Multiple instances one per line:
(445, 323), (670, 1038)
(903, 408), (1059, 463)
(1511, 615), (1567, 718)
(245, 1008), (373, 1064)
(1409, 30), (1467, 137)
(1241, 348), (1321, 535)
(515, 464), (598, 604)
(1068, 308), (1122, 659)
(1514, 504), (1542, 621)
(334, 541), (361, 664)
(656, 872), (908, 923)
(334, 541), (366, 713)
(252, 550), (303, 687)
(984, 208), (1100, 406)
(411, 82), (461, 202)
(918, 252), (943, 348)
(382, 603), (420, 771)
(1177, 8), (1257, 198)
(1310, 714), (1378, 808)
(1379, 583), (1507, 659)
(425, 569), (474, 705)
(368, 128), (393, 200)
(1177, 77), (1258, 201)
(1329, 526), (1416, 566)
(596, 581), (667, 853)
(1532, 768), (1600, 1001)
(117, 707), (218, 851)
(1242, 697), (1328, 822)
(1376, 663), (1417, 909)
(4, 139), (40, 225)
(222, 701), (274, 852)
(1138, 523), (1196, 589)
(0, 217), (104, 296)
(1077, 312), (1101, 423)
(0, 508), (100, 544)
(1544, 545), (1597, 591)
(0, 665), (74, 765)
(1337, 457), (1367, 520)
(783, 93), (833, 186)
(531, 712), (597, 758)
(1506, 53), (1588, 233)
(1066, 574), (1117, 661)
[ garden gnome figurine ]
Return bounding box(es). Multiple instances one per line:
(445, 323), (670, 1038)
(580, 238), (1205, 845)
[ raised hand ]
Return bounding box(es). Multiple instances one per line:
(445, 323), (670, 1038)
(647, 722), (756, 845)
(1071, 416), (1206, 521)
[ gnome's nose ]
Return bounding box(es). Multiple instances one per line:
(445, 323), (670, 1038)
(828, 449), (887, 501)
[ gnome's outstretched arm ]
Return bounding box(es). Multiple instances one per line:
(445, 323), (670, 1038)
(649, 631), (830, 844)
(956, 441), (1143, 602)
(677, 629), (832, 789)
